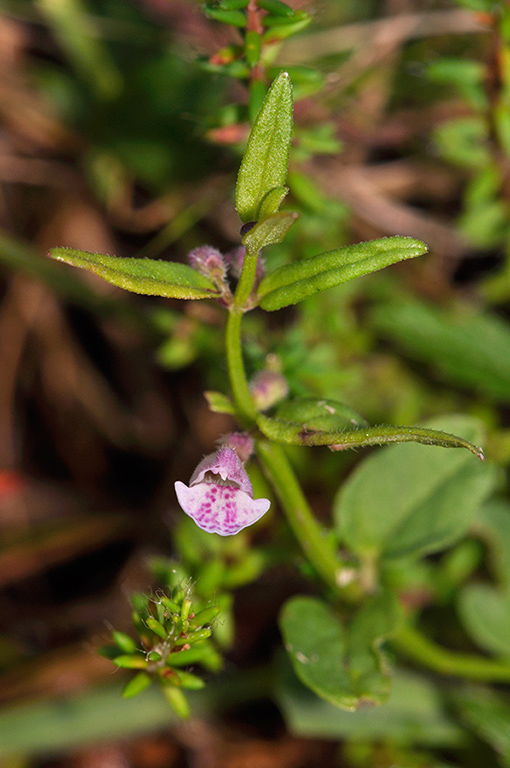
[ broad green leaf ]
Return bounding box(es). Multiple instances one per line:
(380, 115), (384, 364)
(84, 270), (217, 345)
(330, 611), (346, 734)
(476, 501), (510, 587)
(242, 211), (298, 252)
(258, 237), (427, 311)
(235, 71), (293, 223)
(372, 299), (510, 402)
(274, 397), (368, 432)
(334, 416), (497, 561)
(275, 662), (463, 745)
(257, 413), (485, 457)
(458, 584), (510, 659)
(453, 688), (510, 768)
(279, 594), (397, 711)
(49, 248), (221, 300)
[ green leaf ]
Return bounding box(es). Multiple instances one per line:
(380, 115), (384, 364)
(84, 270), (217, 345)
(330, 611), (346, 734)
(204, 391), (235, 414)
(273, 397), (368, 432)
(275, 662), (463, 745)
(453, 688), (510, 768)
(256, 185), (289, 220)
(49, 248), (221, 300)
(242, 212), (298, 252)
(113, 654), (148, 669)
(174, 670), (206, 690)
(235, 71), (293, 223)
(476, 501), (510, 588)
(146, 617), (167, 640)
(334, 416), (497, 561)
(458, 584), (510, 659)
(112, 631), (137, 654)
(257, 0), (295, 16)
(257, 413), (485, 457)
(204, 7), (246, 26)
(279, 594), (398, 711)
(36, 0), (122, 99)
(371, 299), (510, 403)
(258, 237), (427, 311)
(245, 30), (261, 66)
(122, 672), (152, 698)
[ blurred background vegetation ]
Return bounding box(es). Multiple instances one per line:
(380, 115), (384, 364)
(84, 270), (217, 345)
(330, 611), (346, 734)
(1, 0), (510, 766)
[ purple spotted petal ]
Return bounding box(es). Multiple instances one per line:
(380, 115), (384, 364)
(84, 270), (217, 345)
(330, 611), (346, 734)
(189, 446), (253, 495)
(174, 480), (270, 536)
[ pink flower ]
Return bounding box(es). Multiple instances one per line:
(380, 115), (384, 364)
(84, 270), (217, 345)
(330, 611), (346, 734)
(174, 446), (270, 536)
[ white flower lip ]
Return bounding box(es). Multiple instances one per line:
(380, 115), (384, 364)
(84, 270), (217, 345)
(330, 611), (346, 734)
(175, 446), (270, 536)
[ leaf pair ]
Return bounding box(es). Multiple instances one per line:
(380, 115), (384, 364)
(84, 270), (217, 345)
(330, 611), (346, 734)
(48, 73), (428, 310)
(280, 592), (400, 711)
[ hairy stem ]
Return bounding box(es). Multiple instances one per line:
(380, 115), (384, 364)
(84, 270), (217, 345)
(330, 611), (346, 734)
(225, 309), (256, 425)
(256, 439), (356, 594)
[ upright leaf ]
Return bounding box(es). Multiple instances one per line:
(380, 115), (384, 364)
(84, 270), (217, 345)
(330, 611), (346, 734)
(235, 71), (293, 223)
(242, 212), (298, 252)
(49, 248), (221, 300)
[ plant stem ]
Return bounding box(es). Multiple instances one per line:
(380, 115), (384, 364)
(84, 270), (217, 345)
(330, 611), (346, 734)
(234, 248), (259, 309)
(392, 623), (510, 682)
(225, 253), (356, 593)
(256, 439), (356, 595)
(225, 247), (261, 424)
(225, 309), (256, 425)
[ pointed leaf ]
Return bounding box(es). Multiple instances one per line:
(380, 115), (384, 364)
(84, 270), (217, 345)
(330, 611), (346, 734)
(257, 185), (289, 220)
(49, 248), (221, 300)
(122, 672), (152, 698)
(236, 71), (293, 223)
(334, 416), (497, 561)
(242, 211), (298, 252)
(257, 413), (485, 458)
(258, 236), (427, 311)
(204, 391), (235, 414)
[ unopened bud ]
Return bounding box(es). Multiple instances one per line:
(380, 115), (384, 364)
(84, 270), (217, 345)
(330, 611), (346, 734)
(250, 370), (289, 411)
(216, 432), (254, 463)
(187, 246), (227, 287)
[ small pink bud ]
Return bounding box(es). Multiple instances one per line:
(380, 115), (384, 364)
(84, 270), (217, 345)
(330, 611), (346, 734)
(216, 432), (254, 463)
(175, 447), (270, 536)
(187, 246), (227, 286)
(250, 370), (289, 412)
